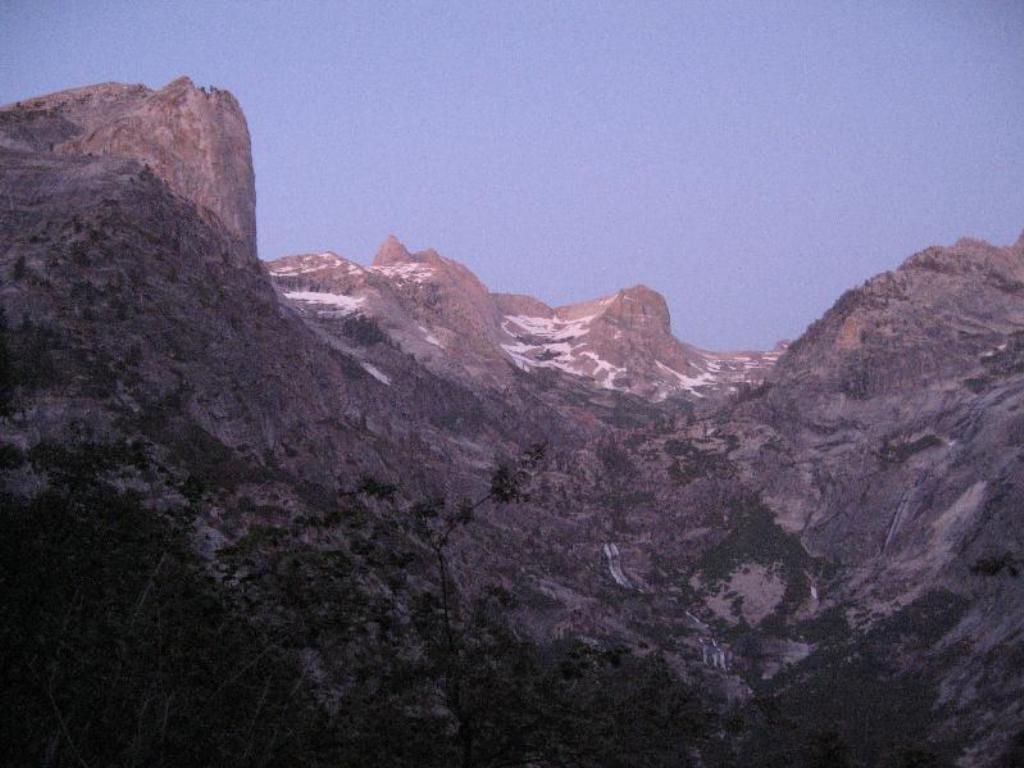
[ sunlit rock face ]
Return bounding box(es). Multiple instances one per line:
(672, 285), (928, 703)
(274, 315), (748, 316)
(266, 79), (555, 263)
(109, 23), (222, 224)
(268, 240), (781, 400)
(2, 76), (257, 258)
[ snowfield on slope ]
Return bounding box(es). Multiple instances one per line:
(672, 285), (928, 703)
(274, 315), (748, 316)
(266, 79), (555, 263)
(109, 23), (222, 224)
(283, 291), (365, 314)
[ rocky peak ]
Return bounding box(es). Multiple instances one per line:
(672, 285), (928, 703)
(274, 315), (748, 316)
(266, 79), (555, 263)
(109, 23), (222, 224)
(164, 75), (196, 90)
(67, 77), (256, 255)
(492, 293), (555, 318)
(270, 240), (779, 400)
(268, 251), (356, 277)
(774, 233), (1024, 406)
(372, 234), (414, 266)
(599, 285), (672, 334)
(0, 76), (258, 258)
(901, 236), (1023, 280)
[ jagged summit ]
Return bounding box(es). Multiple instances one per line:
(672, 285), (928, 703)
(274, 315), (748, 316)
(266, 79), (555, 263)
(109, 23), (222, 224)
(269, 251), (355, 277)
(372, 235), (452, 273)
(267, 241), (780, 400)
(598, 285), (672, 333)
(166, 74), (196, 89)
(373, 234), (414, 266)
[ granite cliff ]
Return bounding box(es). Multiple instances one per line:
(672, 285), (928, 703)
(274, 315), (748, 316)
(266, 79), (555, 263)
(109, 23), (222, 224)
(1, 76), (256, 256)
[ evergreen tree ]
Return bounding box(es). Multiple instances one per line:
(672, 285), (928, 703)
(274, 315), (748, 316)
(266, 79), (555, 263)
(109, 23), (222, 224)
(0, 307), (13, 415)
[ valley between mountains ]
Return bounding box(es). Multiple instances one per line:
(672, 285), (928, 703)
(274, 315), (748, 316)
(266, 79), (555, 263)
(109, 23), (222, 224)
(2, 76), (1022, 768)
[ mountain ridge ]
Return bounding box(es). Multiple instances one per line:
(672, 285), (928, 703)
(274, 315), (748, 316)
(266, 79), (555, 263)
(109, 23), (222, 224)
(267, 237), (782, 400)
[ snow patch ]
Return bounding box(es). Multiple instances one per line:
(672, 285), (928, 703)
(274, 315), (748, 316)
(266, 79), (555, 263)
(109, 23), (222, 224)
(500, 312), (627, 384)
(361, 363), (391, 385)
(602, 543), (633, 589)
(284, 291), (365, 314)
(368, 263), (435, 284)
(579, 351), (627, 388)
(655, 360), (715, 396)
(503, 313), (597, 342)
(501, 342), (580, 375)
(270, 252), (348, 275)
(418, 324), (444, 348)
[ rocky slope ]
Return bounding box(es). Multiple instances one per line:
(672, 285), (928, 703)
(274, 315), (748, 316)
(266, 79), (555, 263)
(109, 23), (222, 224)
(730, 234), (1024, 763)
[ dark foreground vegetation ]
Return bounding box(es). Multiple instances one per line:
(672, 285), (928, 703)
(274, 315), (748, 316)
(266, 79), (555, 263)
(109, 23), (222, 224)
(0, 434), (713, 767)
(6, 436), (1000, 768)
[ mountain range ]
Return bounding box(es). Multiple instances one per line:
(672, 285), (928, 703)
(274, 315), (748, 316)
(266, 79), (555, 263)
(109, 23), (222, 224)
(267, 240), (783, 401)
(2, 76), (1022, 767)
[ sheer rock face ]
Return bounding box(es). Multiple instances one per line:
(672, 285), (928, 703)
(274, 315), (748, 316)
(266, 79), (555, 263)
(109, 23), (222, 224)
(1, 76), (257, 259)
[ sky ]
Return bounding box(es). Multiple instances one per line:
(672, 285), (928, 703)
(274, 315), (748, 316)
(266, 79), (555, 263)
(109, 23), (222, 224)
(2, 1), (1022, 349)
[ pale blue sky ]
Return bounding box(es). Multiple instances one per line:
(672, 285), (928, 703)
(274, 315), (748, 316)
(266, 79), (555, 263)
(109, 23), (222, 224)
(2, 1), (1022, 349)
